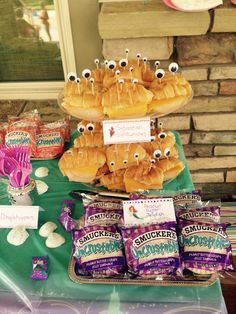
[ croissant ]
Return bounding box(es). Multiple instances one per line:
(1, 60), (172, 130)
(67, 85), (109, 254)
(106, 143), (148, 172)
(124, 160), (164, 192)
(148, 73), (193, 116)
(58, 147), (106, 183)
(155, 157), (185, 181)
(62, 78), (105, 121)
(102, 81), (153, 118)
(74, 133), (104, 148)
(99, 169), (126, 191)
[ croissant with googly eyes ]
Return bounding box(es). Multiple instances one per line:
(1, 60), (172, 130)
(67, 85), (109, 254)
(148, 64), (193, 117)
(61, 72), (105, 121)
(155, 157), (185, 182)
(99, 169), (126, 191)
(106, 143), (148, 172)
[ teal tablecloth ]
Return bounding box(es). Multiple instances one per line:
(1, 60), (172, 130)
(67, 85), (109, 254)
(0, 132), (227, 313)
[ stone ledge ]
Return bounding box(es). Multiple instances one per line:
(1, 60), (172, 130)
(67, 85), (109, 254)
(98, 0), (210, 39)
(212, 0), (236, 33)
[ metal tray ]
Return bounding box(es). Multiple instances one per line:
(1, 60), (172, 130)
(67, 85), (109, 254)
(68, 255), (218, 287)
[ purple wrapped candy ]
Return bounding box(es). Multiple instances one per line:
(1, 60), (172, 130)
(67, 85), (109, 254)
(176, 206), (221, 223)
(121, 222), (182, 278)
(30, 256), (48, 280)
(58, 200), (77, 232)
(178, 220), (234, 274)
(72, 225), (125, 278)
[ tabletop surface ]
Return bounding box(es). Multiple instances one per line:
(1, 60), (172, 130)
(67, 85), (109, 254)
(0, 132), (228, 313)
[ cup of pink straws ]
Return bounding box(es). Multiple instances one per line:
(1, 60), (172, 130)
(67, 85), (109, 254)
(0, 146), (37, 205)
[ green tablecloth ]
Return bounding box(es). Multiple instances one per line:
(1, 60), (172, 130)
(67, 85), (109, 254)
(0, 132), (227, 313)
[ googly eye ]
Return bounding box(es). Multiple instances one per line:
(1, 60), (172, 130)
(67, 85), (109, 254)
(132, 78), (138, 84)
(125, 48), (129, 54)
(134, 153), (139, 159)
(129, 66), (134, 72)
(78, 124), (86, 133)
(150, 159), (156, 164)
(110, 161), (115, 167)
(104, 60), (109, 67)
(153, 149), (162, 159)
(115, 70), (120, 76)
(150, 136), (156, 142)
(119, 58), (128, 68)
(154, 60), (160, 67)
(82, 69), (91, 79)
(67, 72), (77, 81)
(107, 60), (116, 70)
(136, 53), (141, 59)
(118, 79), (125, 84)
(86, 123), (95, 132)
(90, 78), (95, 84)
(76, 78), (81, 84)
(164, 148), (171, 157)
(158, 132), (167, 140)
(123, 159), (128, 165)
(169, 62), (179, 73)
(155, 69), (165, 79)
(94, 58), (99, 65)
(143, 57), (147, 62)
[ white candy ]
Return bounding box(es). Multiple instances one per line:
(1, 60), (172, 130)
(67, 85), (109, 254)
(35, 180), (48, 195)
(45, 232), (65, 248)
(39, 221), (57, 237)
(7, 226), (29, 246)
(35, 167), (49, 178)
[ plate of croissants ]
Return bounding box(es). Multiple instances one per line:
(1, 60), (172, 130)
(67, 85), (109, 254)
(58, 51), (193, 122)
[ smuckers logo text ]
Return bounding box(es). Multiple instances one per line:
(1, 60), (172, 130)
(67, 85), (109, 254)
(173, 194), (201, 204)
(87, 202), (121, 210)
(77, 230), (121, 246)
(179, 211), (218, 222)
(133, 229), (177, 248)
(181, 224), (227, 238)
(36, 132), (62, 146)
(87, 212), (122, 224)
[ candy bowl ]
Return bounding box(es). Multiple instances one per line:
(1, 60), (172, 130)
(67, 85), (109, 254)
(7, 179), (38, 206)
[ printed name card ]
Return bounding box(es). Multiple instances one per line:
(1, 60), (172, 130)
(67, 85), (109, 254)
(0, 205), (39, 229)
(122, 199), (176, 227)
(103, 117), (151, 145)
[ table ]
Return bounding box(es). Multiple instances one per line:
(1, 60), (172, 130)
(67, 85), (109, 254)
(0, 132), (228, 313)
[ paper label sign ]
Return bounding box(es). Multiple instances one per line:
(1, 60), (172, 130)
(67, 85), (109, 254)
(122, 198), (176, 227)
(0, 205), (39, 229)
(103, 117), (151, 145)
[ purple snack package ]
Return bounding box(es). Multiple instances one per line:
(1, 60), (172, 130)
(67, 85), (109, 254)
(58, 199), (77, 232)
(83, 195), (123, 227)
(30, 256), (48, 280)
(176, 206), (221, 223)
(178, 219), (234, 274)
(72, 225), (125, 278)
(121, 222), (182, 278)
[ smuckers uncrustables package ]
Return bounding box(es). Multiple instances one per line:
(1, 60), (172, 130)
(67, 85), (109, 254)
(178, 219), (234, 275)
(81, 194), (124, 227)
(72, 225), (125, 278)
(121, 222), (182, 279)
(176, 206), (221, 224)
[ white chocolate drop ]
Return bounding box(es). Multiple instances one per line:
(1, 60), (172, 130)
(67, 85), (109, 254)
(39, 221), (57, 238)
(7, 226), (29, 246)
(35, 167), (49, 178)
(45, 232), (65, 248)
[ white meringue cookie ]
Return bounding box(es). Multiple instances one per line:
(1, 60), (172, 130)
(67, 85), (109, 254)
(7, 226), (29, 246)
(45, 232), (65, 248)
(35, 167), (49, 178)
(39, 221), (57, 237)
(35, 180), (48, 195)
